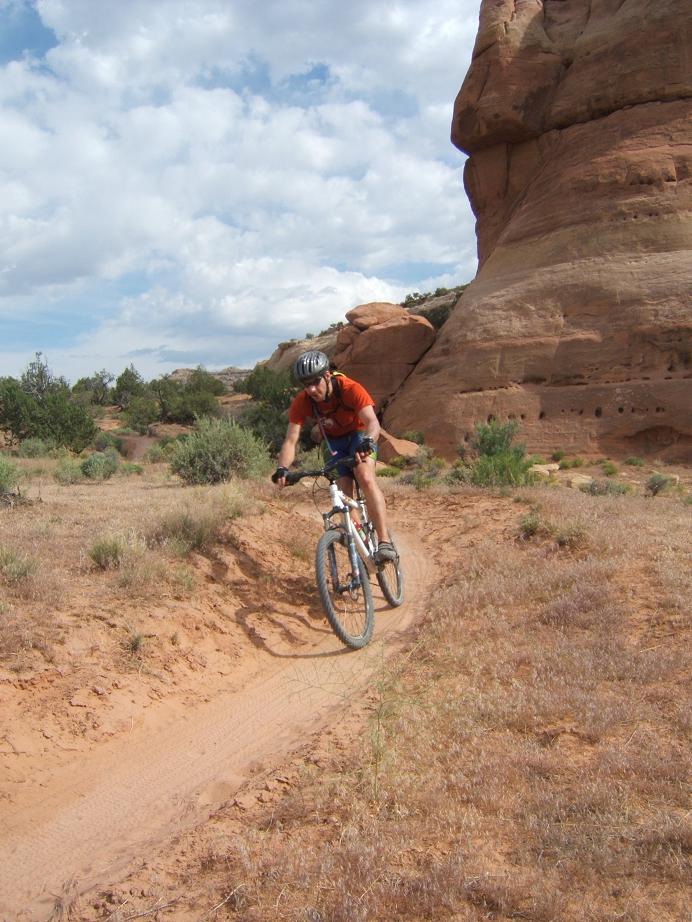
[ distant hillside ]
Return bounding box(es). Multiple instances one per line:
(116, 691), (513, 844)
(168, 366), (251, 391)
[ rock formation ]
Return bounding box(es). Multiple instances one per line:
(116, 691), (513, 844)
(384, 0), (692, 459)
(265, 302), (436, 409)
(332, 303), (436, 408)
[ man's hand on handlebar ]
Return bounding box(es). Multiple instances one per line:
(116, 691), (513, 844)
(354, 436), (376, 464)
(271, 466), (289, 487)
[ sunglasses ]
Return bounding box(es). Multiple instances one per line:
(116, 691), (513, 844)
(302, 376), (324, 387)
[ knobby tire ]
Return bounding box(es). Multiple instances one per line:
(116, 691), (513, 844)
(375, 533), (404, 607)
(316, 529), (373, 649)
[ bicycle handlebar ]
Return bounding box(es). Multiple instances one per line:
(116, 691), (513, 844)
(284, 454), (356, 486)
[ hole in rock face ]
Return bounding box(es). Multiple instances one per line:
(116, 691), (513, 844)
(487, 414), (495, 423)
(618, 407), (624, 414)
(520, 414), (526, 420)
(595, 407), (603, 418)
(539, 411), (546, 420)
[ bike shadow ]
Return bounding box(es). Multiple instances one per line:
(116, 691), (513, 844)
(234, 597), (354, 659)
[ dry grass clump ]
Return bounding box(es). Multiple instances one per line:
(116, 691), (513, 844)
(200, 488), (689, 921)
(147, 484), (256, 555)
(0, 467), (263, 665)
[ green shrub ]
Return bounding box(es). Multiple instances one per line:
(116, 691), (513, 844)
(580, 479), (629, 496)
(517, 509), (541, 539)
(89, 536), (125, 569)
(550, 450), (565, 462)
(625, 456), (645, 467)
(645, 473), (672, 497)
(399, 447), (443, 489)
(449, 421), (535, 488)
(0, 456), (20, 493)
(387, 455), (407, 470)
(238, 401), (288, 454)
(471, 419), (519, 457)
(400, 430), (425, 445)
(0, 546), (36, 584)
(377, 466), (400, 478)
(601, 460), (618, 477)
(16, 437), (55, 458)
(117, 462), (144, 477)
(170, 417), (271, 485)
(54, 458), (84, 485)
(466, 451), (535, 488)
(80, 450), (119, 480)
(444, 460), (471, 486)
(94, 431), (125, 454)
(124, 395), (160, 434)
(558, 457), (584, 469)
(144, 444), (166, 463)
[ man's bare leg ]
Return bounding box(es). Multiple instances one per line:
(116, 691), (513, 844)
(351, 458), (390, 544)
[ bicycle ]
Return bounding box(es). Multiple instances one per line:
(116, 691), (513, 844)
(285, 456), (404, 649)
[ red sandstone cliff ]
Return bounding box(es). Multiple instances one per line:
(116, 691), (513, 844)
(384, 0), (692, 458)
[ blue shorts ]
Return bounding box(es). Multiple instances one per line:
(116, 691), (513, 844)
(324, 431), (378, 478)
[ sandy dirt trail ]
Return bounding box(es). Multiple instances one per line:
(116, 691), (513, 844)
(0, 523), (431, 921)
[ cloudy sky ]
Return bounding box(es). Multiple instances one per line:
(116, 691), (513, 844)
(1, 0), (480, 384)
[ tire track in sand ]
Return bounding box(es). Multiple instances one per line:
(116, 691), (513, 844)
(0, 525), (430, 921)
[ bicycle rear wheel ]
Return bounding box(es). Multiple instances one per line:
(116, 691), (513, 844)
(376, 534), (404, 607)
(316, 529), (373, 649)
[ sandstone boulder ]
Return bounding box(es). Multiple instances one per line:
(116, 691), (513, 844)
(385, 0), (692, 460)
(377, 429), (421, 465)
(263, 331), (338, 374)
(332, 302), (435, 408)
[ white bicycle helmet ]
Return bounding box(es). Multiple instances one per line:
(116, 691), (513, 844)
(293, 350), (330, 383)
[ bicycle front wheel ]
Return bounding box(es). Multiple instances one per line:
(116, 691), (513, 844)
(376, 534), (404, 607)
(316, 529), (373, 649)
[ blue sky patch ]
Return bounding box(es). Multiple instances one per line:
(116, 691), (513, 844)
(0, 1), (56, 64)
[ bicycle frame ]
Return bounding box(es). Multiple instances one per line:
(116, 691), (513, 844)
(322, 480), (377, 575)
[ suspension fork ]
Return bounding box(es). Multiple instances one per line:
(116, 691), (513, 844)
(326, 483), (367, 585)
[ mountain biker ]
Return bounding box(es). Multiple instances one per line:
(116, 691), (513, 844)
(272, 350), (397, 563)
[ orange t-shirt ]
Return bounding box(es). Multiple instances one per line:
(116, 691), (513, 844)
(288, 375), (374, 438)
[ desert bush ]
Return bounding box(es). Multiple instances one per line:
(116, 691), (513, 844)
(447, 419), (536, 488)
(399, 446), (444, 489)
(89, 536), (126, 569)
(54, 458), (84, 485)
(149, 487), (252, 554)
(0, 546), (37, 584)
(0, 455), (20, 493)
(559, 457), (584, 469)
(601, 460), (618, 477)
(518, 509), (542, 539)
(387, 455), (407, 469)
(117, 462), (144, 477)
(93, 431), (125, 454)
(170, 417), (271, 485)
(0, 355), (96, 450)
(645, 473), (673, 496)
(234, 366), (293, 453)
(80, 450), (119, 480)
(124, 395), (159, 433)
(550, 450), (565, 462)
(400, 430), (425, 445)
(238, 401), (288, 454)
(467, 450), (535, 487)
(471, 418), (519, 457)
(144, 440), (177, 463)
(625, 456), (645, 467)
(580, 479), (629, 496)
(16, 437), (55, 458)
(377, 466), (400, 478)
